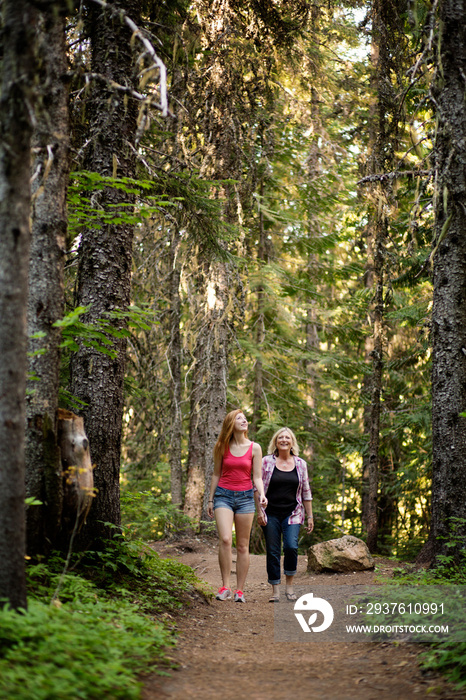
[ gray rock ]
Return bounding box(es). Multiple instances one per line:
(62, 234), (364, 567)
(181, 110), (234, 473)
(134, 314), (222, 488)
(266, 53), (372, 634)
(307, 535), (374, 573)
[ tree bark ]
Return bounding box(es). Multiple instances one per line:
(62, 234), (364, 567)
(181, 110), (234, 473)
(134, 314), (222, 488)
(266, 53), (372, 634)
(0, 0), (37, 609)
(184, 361), (206, 525)
(304, 88), (322, 467)
(71, 0), (140, 545)
(361, 237), (375, 533)
(26, 8), (69, 556)
(425, 0), (466, 565)
(184, 261), (230, 526)
(202, 263), (230, 518)
(361, 0), (402, 552)
(58, 409), (94, 537)
(251, 178), (267, 437)
(377, 453), (398, 551)
(366, 217), (384, 553)
(168, 231), (183, 507)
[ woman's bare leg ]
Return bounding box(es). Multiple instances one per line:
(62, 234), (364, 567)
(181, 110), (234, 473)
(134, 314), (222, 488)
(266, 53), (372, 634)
(234, 512), (254, 592)
(285, 574), (295, 595)
(215, 507), (234, 588)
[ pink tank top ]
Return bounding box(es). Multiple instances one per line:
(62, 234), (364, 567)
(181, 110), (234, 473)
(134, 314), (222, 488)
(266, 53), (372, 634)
(218, 442), (254, 491)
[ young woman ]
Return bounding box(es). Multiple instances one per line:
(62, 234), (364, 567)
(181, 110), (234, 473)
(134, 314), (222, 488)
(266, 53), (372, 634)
(207, 409), (267, 602)
(255, 427), (313, 602)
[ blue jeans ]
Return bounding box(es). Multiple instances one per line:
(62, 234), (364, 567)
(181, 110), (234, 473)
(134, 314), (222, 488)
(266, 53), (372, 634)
(262, 514), (301, 585)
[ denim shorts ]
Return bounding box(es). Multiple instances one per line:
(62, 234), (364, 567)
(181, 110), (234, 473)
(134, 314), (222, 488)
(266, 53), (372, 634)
(213, 486), (255, 514)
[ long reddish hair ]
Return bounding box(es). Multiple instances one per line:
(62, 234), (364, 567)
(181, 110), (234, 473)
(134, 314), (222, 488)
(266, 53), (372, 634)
(213, 409), (248, 461)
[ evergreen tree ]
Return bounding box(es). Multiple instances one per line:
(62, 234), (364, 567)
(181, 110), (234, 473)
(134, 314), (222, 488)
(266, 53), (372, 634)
(0, 0), (37, 609)
(71, 0), (147, 545)
(425, 0), (466, 565)
(26, 5), (69, 556)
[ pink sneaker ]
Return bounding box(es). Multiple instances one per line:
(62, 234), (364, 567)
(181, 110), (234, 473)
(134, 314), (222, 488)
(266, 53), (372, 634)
(234, 590), (245, 603)
(216, 586), (232, 601)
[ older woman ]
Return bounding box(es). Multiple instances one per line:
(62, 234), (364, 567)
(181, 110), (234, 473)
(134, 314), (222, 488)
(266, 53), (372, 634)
(255, 427), (313, 602)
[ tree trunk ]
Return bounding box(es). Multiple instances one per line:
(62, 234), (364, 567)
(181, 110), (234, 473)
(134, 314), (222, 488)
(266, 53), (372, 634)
(249, 191), (267, 551)
(251, 314), (265, 437)
(361, 240), (375, 533)
(168, 231), (183, 507)
(377, 453), (398, 551)
(184, 261), (230, 526)
(58, 409), (94, 539)
(202, 264), (230, 518)
(361, 0), (402, 552)
(26, 8), (69, 556)
(0, 0), (37, 609)
(184, 363), (206, 525)
(366, 217), (384, 553)
(71, 0), (140, 545)
(304, 90), (322, 467)
(251, 179), (267, 437)
(425, 0), (466, 566)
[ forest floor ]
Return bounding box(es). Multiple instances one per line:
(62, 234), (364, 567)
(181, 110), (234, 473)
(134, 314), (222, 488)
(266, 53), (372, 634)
(142, 536), (464, 700)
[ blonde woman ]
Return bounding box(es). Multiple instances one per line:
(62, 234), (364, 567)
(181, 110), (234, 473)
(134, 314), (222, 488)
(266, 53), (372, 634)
(207, 409), (267, 603)
(255, 427), (313, 602)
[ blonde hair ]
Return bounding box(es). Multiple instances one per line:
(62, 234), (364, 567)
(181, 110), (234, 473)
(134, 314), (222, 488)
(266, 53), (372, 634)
(267, 427), (300, 456)
(213, 409), (248, 461)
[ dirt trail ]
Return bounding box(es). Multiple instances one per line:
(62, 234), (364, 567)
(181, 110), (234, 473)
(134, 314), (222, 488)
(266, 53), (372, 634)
(143, 537), (462, 700)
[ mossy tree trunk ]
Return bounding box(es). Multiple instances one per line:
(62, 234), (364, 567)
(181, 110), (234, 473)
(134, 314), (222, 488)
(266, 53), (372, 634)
(26, 7), (69, 556)
(426, 0), (466, 566)
(168, 230), (183, 508)
(362, 0), (404, 552)
(0, 0), (37, 609)
(184, 260), (230, 526)
(70, 0), (141, 546)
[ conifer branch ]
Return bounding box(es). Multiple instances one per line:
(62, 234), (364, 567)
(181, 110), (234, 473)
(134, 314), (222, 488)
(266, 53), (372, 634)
(358, 169), (431, 185)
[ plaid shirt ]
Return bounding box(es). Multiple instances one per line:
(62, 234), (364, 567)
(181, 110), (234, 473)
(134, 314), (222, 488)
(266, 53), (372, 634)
(257, 454), (312, 525)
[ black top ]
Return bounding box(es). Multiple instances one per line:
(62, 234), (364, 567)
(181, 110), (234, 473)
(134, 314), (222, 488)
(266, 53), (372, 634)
(265, 466), (299, 520)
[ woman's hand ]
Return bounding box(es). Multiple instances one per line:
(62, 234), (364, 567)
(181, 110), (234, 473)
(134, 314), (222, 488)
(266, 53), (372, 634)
(305, 516), (314, 533)
(257, 511), (267, 527)
(259, 493), (268, 508)
(207, 501), (214, 519)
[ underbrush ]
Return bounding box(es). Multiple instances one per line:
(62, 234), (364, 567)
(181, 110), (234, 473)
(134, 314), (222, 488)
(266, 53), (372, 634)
(373, 520), (466, 692)
(120, 486), (217, 543)
(121, 487), (194, 541)
(0, 535), (209, 700)
(389, 568), (466, 690)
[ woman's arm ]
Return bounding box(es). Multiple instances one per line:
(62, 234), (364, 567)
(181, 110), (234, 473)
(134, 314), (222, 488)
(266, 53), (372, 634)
(299, 458), (314, 532)
(293, 457), (314, 532)
(304, 498), (314, 533)
(254, 483), (267, 525)
(207, 452), (223, 519)
(252, 443), (267, 507)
